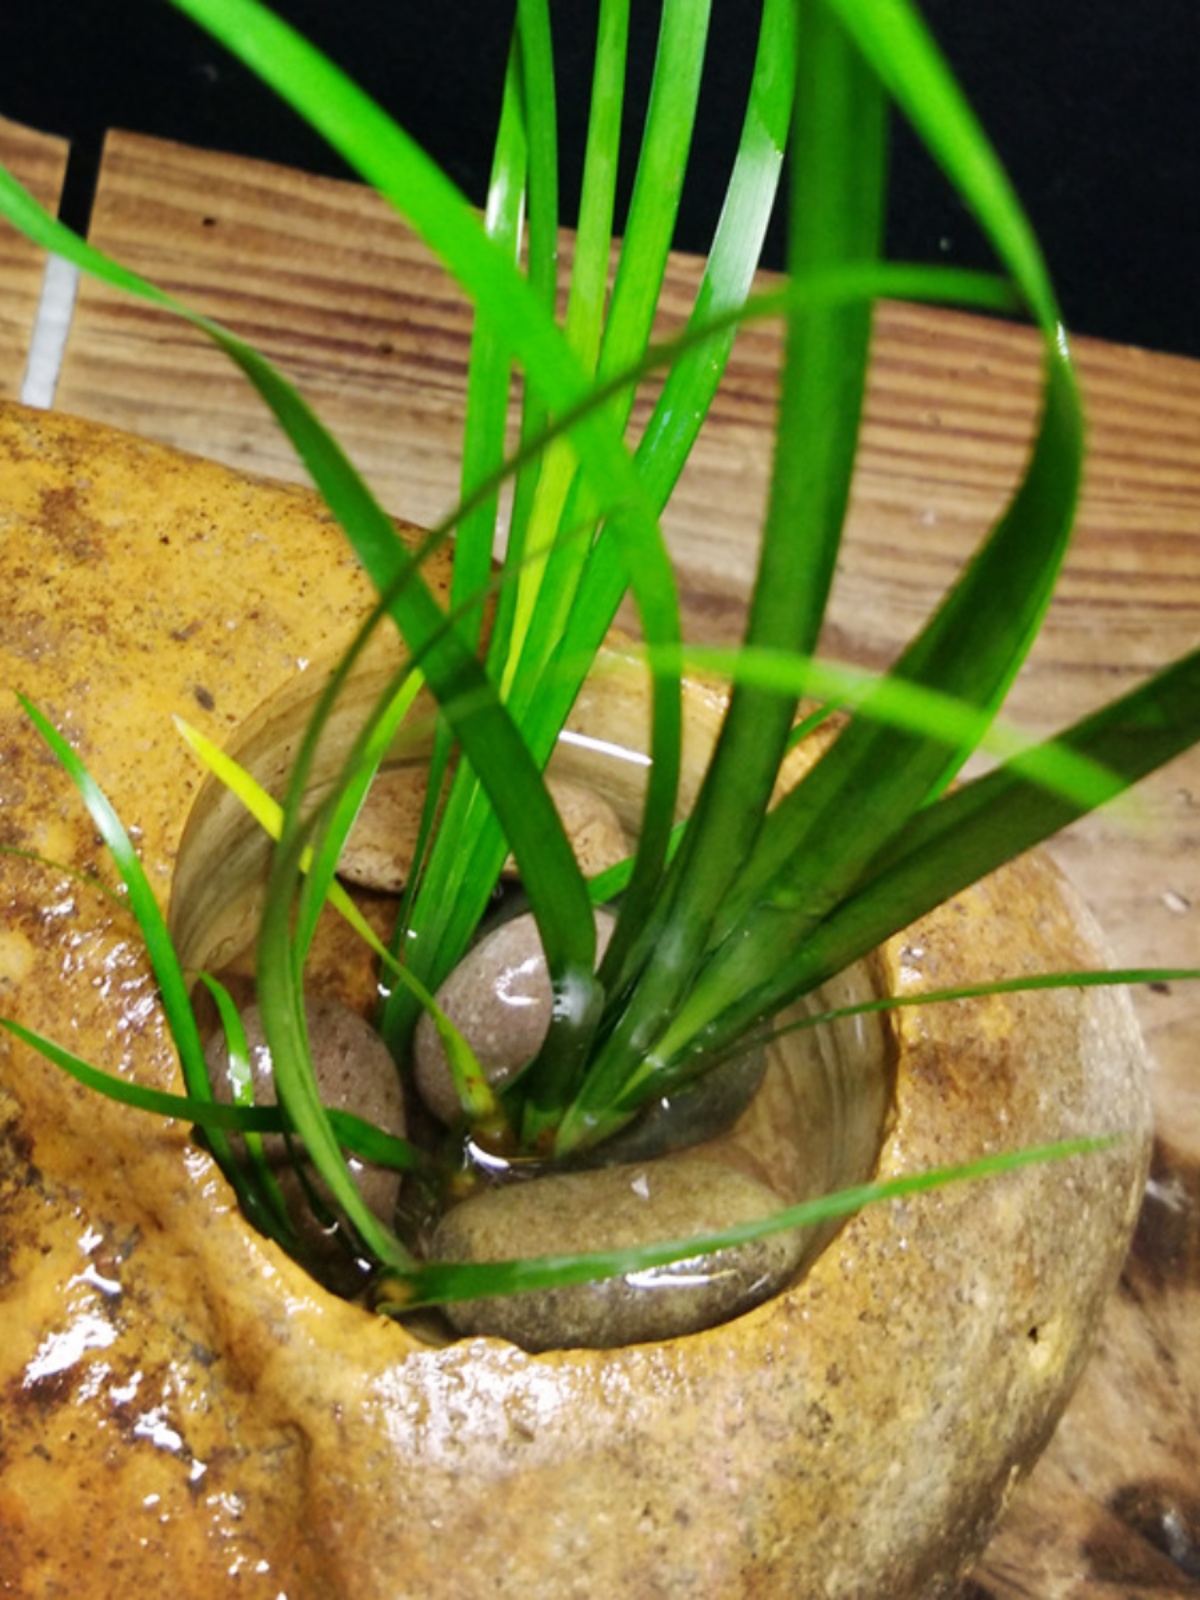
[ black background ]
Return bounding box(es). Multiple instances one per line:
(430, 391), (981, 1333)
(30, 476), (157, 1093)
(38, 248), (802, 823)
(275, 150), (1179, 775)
(2, 1), (1198, 358)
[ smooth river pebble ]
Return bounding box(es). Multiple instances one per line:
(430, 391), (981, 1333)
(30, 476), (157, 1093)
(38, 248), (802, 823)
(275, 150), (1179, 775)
(205, 998), (405, 1286)
(431, 1152), (805, 1350)
(413, 908), (616, 1126)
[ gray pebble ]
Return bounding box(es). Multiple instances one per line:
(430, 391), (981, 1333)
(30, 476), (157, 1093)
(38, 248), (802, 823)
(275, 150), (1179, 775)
(585, 1047), (768, 1164)
(431, 1152), (805, 1350)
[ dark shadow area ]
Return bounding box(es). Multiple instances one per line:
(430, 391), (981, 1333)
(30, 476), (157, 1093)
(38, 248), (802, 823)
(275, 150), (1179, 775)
(2, 0), (1197, 358)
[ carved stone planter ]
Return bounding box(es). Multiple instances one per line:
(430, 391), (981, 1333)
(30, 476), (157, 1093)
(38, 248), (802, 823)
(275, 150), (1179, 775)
(0, 402), (1150, 1598)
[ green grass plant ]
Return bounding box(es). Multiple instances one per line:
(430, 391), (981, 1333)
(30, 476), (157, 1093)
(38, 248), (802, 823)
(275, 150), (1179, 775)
(3, 0), (1200, 1318)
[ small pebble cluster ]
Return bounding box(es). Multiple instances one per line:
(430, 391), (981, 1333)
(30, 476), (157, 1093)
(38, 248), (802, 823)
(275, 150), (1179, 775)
(414, 909), (797, 1347)
(213, 780), (802, 1346)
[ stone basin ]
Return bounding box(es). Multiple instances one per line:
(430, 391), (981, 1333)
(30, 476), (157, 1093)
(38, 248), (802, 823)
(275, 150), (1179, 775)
(0, 402), (1151, 1598)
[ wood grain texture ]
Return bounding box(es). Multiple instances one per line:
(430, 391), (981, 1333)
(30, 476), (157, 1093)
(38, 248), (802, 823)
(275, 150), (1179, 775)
(0, 115), (69, 400)
(40, 126), (1200, 1593)
(56, 129), (479, 525)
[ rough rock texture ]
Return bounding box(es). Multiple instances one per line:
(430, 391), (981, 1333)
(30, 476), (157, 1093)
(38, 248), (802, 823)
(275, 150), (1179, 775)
(0, 404), (1152, 1599)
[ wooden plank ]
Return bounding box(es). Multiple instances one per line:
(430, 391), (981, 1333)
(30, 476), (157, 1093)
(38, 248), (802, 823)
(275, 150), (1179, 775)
(56, 129), (478, 527)
(54, 126), (1200, 1593)
(0, 116), (70, 400)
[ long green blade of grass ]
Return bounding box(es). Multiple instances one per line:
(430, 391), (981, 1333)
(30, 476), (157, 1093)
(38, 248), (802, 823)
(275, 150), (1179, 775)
(199, 971), (294, 1233)
(515, 0), (560, 322)
(788, 966), (1200, 1036)
(1, 1009), (296, 1247)
(640, 642), (1126, 813)
(487, 0), (629, 672)
(605, 0), (1087, 1096)
(373, 258), (1033, 1071)
(490, 0), (562, 673)
(494, 0), (569, 678)
(504, 0), (793, 684)
(379, 1), (566, 1089)
(0, 167), (609, 1010)
(151, 0), (699, 1098)
(174, 714), (505, 1130)
(697, 0), (1086, 943)
(0, 1017), (426, 1174)
(499, 0), (714, 679)
(16, 699), (217, 1108)
(661, 361), (1082, 1058)
(826, 0), (1057, 326)
(558, 0), (802, 990)
(677, 645), (1200, 1057)
(412, 10), (800, 1054)
(496, 0), (716, 1137)
(564, 0), (630, 372)
(386, 1135), (1115, 1309)
(381, 0), (800, 1060)
(254, 822), (416, 1272)
(419, 0), (559, 965)
(653, 0), (889, 889)
(415, 23), (535, 987)
(453, 29), (529, 644)
(289, 673), (426, 964)
(555, 0), (889, 1152)
(0, 843), (134, 914)
(161, 0), (688, 907)
(712, 359), (1080, 931)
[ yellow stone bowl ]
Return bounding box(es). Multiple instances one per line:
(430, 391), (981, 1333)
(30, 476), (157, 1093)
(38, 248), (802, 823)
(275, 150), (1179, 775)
(0, 403), (1150, 1598)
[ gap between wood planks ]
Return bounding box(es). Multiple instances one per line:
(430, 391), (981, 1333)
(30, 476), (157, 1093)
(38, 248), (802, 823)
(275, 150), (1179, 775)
(16, 122), (100, 408)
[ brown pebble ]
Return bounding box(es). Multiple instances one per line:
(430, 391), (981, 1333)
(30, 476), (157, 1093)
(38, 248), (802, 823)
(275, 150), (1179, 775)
(414, 909), (615, 1126)
(341, 774), (629, 893)
(431, 1152), (805, 1350)
(502, 778), (630, 878)
(337, 765), (435, 893)
(587, 1047), (767, 1164)
(205, 998), (406, 1286)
